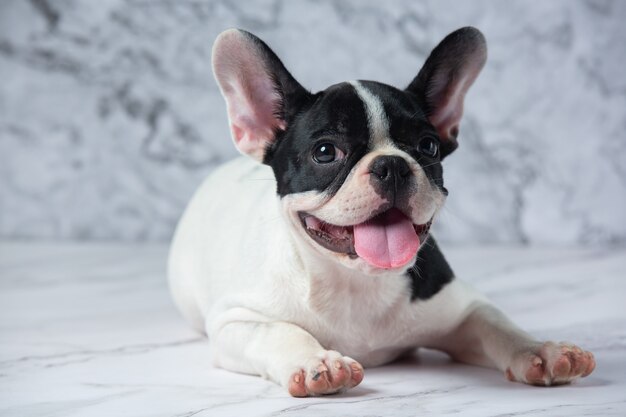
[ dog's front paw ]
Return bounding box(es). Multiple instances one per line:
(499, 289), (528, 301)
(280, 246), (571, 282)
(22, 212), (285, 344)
(287, 350), (364, 397)
(505, 341), (595, 386)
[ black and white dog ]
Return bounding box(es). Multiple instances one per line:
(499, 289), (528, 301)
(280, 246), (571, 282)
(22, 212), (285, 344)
(168, 27), (595, 397)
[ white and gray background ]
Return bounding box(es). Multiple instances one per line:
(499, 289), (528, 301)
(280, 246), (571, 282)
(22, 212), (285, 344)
(1, 0), (625, 245)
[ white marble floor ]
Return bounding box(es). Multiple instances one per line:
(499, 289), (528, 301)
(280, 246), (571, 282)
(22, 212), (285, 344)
(0, 241), (624, 417)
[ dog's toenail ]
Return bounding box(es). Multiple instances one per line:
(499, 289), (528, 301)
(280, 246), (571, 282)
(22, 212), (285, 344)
(312, 372), (321, 381)
(334, 360), (342, 369)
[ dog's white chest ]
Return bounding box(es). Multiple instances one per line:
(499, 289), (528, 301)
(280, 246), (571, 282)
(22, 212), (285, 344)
(288, 269), (474, 366)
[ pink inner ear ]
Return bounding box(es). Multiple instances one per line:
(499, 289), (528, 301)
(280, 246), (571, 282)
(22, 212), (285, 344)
(213, 30), (286, 161)
(225, 80), (284, 158)
(426, 50), (485, 143)
(428, 74), (469, 140)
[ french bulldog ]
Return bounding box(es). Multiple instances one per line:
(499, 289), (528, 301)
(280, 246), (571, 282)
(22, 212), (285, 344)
(168, 27), (595, 397)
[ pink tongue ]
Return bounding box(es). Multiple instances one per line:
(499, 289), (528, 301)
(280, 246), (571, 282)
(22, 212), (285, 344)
(353, 209), (420, 269)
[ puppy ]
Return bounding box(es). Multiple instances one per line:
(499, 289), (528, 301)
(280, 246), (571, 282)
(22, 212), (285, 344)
(168, 27), (595, 397)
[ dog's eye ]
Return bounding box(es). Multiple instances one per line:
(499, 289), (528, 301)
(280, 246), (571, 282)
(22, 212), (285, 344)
(312, 143), (344, 164)
(418, 137), (439, 158)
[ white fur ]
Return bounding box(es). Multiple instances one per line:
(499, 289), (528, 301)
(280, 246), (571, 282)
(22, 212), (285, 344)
(169, 157), (478, 369)
(167, 86), (561, 391)
(169, 155), (595, 392)
(349, 81), (393, 149)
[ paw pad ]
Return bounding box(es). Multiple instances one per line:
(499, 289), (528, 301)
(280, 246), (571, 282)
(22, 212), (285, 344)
(287, 351), (363, 397)
(507, 342), (595, 386)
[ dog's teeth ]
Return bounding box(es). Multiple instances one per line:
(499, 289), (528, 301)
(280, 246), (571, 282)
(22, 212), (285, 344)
(305, 216), (322, 230)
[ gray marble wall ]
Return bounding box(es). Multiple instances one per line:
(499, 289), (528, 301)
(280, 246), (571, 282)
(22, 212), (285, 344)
(1, 0), (625, 244)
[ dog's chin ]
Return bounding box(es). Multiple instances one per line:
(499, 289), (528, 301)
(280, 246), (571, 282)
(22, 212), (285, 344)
(297, 208), (432, 273)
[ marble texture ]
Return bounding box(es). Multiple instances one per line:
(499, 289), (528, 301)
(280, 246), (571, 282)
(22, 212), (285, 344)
(1, 0), (626, 244)
(1, 241), (625, 416)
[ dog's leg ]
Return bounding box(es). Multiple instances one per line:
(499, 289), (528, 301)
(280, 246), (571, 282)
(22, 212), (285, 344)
(209, 309), (364, 397)
(432, 302), (595, 385)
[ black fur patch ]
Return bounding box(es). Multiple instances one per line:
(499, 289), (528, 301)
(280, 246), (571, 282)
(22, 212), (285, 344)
(267, 83), (371, 197)
(267, 81), (447, 198)
(407, 236), (455, 301)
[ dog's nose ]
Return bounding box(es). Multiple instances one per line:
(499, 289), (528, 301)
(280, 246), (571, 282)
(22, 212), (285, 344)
(369, 155), (411, 187)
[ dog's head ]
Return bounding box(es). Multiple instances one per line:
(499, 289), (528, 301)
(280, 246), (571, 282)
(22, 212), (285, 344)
(212, 28), (486, 274)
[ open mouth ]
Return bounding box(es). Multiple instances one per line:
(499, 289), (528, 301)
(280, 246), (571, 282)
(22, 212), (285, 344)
(299, 208), (432, 269)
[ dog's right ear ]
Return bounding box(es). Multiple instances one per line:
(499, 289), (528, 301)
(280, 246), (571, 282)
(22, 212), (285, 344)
(212, 29), (310, 162)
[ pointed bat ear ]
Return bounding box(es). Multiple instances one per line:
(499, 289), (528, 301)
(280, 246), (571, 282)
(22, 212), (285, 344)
(406, 27), (487, 158)
(212, 29), (309, 162)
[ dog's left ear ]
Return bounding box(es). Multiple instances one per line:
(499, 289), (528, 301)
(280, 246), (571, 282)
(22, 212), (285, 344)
(407, 27), (487, 158)
(212, 29), (310, 162)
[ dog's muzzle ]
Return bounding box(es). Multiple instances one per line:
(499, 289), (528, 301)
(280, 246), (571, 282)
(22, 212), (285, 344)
(299, 208), (432, 269)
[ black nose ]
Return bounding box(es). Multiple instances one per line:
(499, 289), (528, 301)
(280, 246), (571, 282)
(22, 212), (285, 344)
(369, 155), (411, 187)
